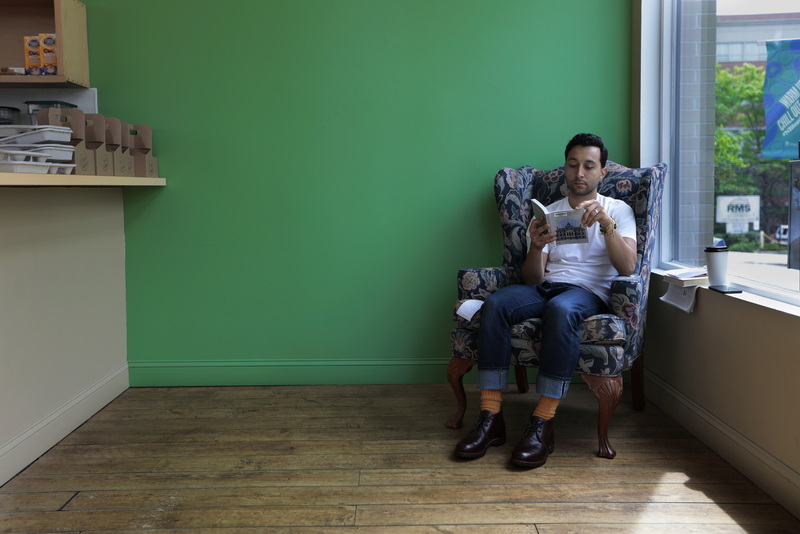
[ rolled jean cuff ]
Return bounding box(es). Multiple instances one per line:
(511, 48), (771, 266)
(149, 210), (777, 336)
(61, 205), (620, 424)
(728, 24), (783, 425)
(477, 368), (509, 391)
(536, 373), (571, 399)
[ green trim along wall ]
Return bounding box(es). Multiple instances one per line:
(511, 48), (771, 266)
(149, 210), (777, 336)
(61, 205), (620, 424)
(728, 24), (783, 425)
(82, 0), (632, 386)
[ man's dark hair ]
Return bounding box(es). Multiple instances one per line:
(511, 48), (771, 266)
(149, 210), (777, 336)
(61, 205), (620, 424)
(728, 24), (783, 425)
(564, 133), (608, 167)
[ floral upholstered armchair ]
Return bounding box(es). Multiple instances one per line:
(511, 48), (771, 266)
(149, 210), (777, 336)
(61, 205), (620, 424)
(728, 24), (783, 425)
(447, 161), (666, 459)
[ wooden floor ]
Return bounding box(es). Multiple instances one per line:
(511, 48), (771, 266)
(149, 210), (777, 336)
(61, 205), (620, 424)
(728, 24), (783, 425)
(1, 384), (799, 533)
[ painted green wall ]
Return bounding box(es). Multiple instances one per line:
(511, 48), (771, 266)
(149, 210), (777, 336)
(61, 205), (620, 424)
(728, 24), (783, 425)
(82, 0), (632, 386)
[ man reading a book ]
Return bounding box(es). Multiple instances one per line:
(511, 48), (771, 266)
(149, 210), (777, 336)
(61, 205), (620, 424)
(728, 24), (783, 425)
(454, 133), (637, 468)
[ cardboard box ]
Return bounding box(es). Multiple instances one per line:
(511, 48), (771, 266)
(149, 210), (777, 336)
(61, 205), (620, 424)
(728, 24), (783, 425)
(130, 124), (159, 178)
(24, 36), (42, 75)
(119, 121), (134, 176)
(37, 110), (158, 177)
(39, 33), (58, 75)
(37, 108), (95, 175)
(72, 140), (95, 175)
(104, 117), (125, 176)
(85, 114), (113, 176)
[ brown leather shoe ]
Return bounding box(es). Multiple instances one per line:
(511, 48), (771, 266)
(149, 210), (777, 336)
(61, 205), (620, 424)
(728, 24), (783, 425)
(454, 410), (506, 459)
(510, 416), (554, 468)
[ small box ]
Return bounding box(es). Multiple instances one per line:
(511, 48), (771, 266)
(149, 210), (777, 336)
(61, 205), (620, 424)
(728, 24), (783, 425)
(85, 114), (113, 176)
(24, 36), (42, 75)
(104, 117), (124, 176)
(130, 124), (159, 178)
(134, 151), (159, 178)
(72, 140), (95, 175)
(39, 33), (57, 75)
(119, 121), (134, 177)
(103, 117), (133, 176)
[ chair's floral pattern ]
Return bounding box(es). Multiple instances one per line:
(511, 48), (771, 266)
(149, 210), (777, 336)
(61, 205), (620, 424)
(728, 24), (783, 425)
(451, 161), (666, 378)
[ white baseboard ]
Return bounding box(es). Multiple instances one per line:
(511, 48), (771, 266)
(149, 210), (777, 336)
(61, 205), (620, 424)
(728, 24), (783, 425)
(645, 371), (800, 519)
(0, 364), (129, 485)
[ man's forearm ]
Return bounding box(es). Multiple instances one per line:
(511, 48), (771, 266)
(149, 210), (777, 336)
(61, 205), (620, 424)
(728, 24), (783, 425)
(522, 249), (548, 285)
(603, 231), (638, 276)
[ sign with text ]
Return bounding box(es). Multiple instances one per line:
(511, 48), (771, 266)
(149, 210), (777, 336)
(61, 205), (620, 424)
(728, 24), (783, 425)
(763, 39), (800, 159)
(716, 195), (760, 234)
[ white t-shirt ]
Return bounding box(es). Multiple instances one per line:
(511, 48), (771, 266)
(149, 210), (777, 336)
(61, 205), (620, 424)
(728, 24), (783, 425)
(528, 194), (636, 304)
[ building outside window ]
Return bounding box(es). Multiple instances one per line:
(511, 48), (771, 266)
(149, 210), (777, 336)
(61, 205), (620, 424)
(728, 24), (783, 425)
(669, 0), (800, 303)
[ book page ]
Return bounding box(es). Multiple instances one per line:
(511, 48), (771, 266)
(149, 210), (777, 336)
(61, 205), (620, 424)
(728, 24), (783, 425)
(529, 199), (548, 223)
(456, 299), (484, 321)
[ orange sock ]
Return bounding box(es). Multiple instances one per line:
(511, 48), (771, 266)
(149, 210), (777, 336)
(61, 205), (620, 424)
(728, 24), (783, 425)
(480, 389), (503, 414)
(532, 395), (560, 420)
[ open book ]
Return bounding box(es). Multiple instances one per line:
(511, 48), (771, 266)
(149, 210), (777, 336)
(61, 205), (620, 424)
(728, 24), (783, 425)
(529, 199), (589, 245)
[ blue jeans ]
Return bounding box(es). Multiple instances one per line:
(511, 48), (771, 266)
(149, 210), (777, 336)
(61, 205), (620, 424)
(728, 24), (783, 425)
(476, 282), (608, 399)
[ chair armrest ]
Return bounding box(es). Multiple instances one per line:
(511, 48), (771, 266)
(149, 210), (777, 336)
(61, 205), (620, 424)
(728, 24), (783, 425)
(457, 266), (518, 300)
(453, 299), (482, 329)
(608, 275), (643, 330)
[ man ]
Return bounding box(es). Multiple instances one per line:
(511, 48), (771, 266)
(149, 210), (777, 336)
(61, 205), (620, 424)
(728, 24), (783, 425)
(454, 133), (637, 468)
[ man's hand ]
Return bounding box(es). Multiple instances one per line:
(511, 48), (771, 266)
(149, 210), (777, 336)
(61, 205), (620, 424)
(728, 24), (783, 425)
(529, 218), (556, 250)
(576, 200), (613, 229)
(574, 200), (637, 276)
(523, 218), (552, 285)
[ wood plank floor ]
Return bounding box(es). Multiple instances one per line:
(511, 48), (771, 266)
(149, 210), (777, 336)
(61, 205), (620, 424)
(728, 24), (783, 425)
(1, 384), (799, 533)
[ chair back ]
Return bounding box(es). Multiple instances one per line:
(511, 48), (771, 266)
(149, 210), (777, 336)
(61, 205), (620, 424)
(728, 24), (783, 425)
(496, 162), (667, 278)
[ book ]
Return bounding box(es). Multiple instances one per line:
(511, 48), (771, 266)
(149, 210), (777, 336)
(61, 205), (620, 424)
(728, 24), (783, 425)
(664, 267), (707, 278)
(529, 198), (589, 245)
(663, 267), (708, 287)
(664, 275), (709, 287)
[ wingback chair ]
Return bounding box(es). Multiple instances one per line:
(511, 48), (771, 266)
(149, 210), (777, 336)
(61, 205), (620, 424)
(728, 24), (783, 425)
(447, 161), (666, 459)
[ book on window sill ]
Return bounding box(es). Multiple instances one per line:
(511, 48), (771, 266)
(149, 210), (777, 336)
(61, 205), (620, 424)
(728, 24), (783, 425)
(663, 274), (709, 287)
(663, 267), (709, 286)
(529, 198), (589, 245)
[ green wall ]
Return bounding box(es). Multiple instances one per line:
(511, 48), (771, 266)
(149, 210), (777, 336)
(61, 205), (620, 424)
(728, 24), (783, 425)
(82, 0), (632, 386)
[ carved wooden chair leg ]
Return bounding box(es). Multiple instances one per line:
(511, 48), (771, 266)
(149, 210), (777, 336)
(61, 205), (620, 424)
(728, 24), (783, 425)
(580, 374), (623, 459)
(631, 354), (645, 411)
(514, 365), (529, 393)
(446, 357), (475, 429)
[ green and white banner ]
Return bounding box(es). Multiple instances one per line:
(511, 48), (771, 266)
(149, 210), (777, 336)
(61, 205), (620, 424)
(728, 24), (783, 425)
(763, 39), (800, 159)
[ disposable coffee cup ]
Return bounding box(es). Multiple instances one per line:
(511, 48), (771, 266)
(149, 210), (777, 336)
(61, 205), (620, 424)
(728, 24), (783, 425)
(705, 245), (729, 287)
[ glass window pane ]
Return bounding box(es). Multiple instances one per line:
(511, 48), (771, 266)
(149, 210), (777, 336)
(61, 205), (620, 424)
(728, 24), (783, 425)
(729, 42), (743, 61)
(673, 0), (800, 298)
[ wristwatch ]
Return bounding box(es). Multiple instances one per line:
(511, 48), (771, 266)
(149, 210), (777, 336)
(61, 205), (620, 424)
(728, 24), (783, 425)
(600, 219), (617, 236)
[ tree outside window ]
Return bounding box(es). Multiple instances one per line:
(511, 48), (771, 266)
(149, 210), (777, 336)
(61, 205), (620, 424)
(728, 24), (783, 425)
(715, 62), (789, 251)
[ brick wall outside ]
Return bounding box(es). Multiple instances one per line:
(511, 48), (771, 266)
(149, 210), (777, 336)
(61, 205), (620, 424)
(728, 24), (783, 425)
(675, 0), (716, 265)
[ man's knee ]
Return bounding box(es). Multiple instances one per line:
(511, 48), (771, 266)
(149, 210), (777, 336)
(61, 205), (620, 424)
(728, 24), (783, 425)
(484, 285), (527, 314)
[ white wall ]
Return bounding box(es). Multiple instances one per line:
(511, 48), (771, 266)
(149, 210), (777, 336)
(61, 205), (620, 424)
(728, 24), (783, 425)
(0, 188), (128, 484)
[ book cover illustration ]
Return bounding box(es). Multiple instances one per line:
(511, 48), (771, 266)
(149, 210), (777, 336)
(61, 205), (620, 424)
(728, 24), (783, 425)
(529, 199), (589, 245)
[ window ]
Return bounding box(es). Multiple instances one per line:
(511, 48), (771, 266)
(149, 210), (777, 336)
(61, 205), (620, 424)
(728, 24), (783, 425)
(661, 0), (800, 304)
